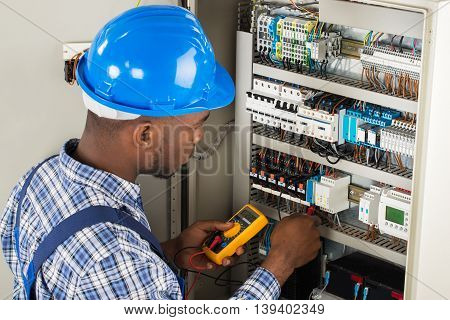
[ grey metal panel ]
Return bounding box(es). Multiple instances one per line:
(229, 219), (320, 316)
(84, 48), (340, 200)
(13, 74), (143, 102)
(320, 0), (424, 39)
(170, 175), (182, 239)
(137, 175), (171, 242)
(250, 201), (407, 266)
(253, 133), (413, 190)
(229, 31), (256, 292)
(232, 31), (254, 212)
(253, 63), (418, 113)
(193, 0), (242, 300)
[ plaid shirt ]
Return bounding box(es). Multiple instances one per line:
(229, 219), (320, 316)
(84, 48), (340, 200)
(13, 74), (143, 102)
(1, 139), (280, 300)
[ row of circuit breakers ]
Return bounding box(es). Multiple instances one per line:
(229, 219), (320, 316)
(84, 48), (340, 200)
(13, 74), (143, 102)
(251, 161), (411, 241)
(246, 78), (416, 157)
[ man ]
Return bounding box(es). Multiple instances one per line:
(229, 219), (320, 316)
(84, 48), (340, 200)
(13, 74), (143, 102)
(0, 5), (320, 299)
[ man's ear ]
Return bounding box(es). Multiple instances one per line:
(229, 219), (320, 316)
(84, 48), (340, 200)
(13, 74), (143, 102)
(132, 122), (155, 149)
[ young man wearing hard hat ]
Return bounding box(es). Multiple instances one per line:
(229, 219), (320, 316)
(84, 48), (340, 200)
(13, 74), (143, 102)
(0, 6), (320, 299)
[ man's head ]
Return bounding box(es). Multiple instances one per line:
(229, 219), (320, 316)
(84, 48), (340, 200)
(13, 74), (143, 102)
(84, 110), (209, 178)
(75, 6), (234, 180)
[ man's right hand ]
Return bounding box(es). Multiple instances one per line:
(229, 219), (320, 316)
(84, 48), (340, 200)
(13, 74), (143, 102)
(261, 214), (321, 286)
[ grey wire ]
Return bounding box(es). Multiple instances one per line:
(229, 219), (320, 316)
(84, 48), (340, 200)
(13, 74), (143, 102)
(192, 120), (235, 160)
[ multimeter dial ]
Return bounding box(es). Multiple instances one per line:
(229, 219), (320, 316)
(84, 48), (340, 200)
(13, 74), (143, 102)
(202, 204), (268, 264)
(223, 222), (241, 238)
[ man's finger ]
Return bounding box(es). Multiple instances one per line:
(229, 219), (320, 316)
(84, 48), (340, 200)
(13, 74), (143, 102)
(235, 246), (245, 256)
(222, 255), (239, 267)
(195, 220), (233, 232)
(191, 254), (215, 270)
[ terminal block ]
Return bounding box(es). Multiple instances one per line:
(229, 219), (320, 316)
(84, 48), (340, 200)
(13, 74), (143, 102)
(380, 126), (415, 157)
(361, 45), (421, 81)
(256, 13), (342, 66)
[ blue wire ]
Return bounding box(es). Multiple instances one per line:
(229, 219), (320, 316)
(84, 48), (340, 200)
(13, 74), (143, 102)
(324, 271), (330, 286)
(267, 223), (273, 249)
(363, 287), (369, 300)
(354, 283), (361, 300)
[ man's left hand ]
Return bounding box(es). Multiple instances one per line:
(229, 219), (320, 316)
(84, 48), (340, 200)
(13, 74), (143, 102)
(162, 220), (245, 270)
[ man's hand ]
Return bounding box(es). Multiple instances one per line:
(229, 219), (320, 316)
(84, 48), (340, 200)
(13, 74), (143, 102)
(161, 220), (245, 270)
(262, 214), (321, 286)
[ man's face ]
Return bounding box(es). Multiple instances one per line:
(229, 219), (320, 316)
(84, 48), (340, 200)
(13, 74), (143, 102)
(138, 111), (209, 178)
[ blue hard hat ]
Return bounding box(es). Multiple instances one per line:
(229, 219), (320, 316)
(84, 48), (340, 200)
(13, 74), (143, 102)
(76, 5), (235, 118)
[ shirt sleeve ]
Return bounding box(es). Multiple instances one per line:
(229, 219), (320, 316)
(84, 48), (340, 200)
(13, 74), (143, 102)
(230, 266), (281, 300)
(75, 248), (280, 300)
(74, 250), (182, 300)
(1, 178), (25, 279)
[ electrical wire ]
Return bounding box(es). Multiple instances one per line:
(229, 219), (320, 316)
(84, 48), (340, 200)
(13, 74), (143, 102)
(173, 246), (257, 289)
(192, 120), (234, 160)
(189, 250), (208, 271)
(289, 0), (319, 17)
(213, 262), (258, 287)
(67, 51), (85, 86)
(185, 271), (201, 299)
(277, 192), (283, 221)
(309, 139), (352, 165)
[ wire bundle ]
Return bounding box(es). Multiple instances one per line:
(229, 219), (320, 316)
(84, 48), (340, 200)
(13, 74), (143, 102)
(260, 220), (276, 254)
(308, 138), (352, 165)
(362, 32), (421, 99)
(173, 246), (257, 299)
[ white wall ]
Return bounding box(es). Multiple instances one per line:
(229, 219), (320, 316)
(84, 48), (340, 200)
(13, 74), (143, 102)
(0, 0), (177, 299)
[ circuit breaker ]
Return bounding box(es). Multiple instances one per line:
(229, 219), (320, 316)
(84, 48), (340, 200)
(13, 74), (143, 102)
(359, 185), (385, 226)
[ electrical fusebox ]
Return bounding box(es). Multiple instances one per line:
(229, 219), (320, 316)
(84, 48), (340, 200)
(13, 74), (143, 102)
(233, 0), (427, 300)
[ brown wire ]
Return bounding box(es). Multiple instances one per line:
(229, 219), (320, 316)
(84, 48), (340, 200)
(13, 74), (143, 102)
(69, 51), (85, 86)
(315, 93), (332, 111)
(332, 97), (347, 115)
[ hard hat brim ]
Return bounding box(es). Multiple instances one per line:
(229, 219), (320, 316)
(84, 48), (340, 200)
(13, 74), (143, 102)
(76, 54), (235, 118)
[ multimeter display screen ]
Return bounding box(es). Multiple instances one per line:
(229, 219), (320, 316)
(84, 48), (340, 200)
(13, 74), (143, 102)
(205, 208), (260, 254)
(237, 209), (259, 226)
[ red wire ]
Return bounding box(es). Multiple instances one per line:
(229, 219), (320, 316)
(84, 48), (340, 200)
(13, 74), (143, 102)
(189, 251), (208, 271)
(185, 272), (201, 299)
(185, 250), (207, 299)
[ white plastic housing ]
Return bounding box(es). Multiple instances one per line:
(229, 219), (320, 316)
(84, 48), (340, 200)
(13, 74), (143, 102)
(378, 188), (412, 241)
(315, 174), (350, 214)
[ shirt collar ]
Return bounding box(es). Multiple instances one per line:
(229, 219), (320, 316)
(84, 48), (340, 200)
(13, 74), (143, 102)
(59, 139), (144, 212)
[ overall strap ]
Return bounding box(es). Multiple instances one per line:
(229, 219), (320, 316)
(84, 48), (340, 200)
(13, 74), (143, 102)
(26, 206), (167, 299)
(14, 155), (58, 298)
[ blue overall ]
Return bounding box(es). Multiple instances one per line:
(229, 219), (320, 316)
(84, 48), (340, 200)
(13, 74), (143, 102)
(13, 156), (184, 299)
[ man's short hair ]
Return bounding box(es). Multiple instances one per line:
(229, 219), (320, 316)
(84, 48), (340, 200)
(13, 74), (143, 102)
(85, 110), (131, 136)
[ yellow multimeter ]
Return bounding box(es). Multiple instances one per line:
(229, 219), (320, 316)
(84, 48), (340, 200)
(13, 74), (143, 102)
(202, 204), (268, 265)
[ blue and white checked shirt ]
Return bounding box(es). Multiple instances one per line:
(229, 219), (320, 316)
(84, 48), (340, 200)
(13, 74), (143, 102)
(1, 139), (280, 300)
